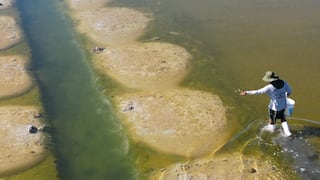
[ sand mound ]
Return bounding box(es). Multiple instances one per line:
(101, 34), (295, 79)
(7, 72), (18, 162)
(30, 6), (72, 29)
(95, 42), (191, 90)
(67, 0), (111, 10)
(73, 7), (150, 46)
(0, 0), (13, 9)
(0, 56), (33, 98)
(0, 16), (22, 49)
(152, 153), (285, 180)
(0, 106), (48, 176)
(114, 88), (229, 157)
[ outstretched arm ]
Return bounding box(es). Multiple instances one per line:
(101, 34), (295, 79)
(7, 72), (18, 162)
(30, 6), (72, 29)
(240, 91), (247, 96)
(240, 84), (272, 96)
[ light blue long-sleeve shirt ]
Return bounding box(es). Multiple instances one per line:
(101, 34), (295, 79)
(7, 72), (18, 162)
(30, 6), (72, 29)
(246, 81), (292, 111)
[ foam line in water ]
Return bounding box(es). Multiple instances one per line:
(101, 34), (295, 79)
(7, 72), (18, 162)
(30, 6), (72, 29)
(226, 120), (257, 144)
(288, 117), (320, 125)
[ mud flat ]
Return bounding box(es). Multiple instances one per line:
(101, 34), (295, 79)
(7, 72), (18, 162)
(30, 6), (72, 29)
(114, 88), (229, 157)
(150, 153), (286, 179)
(67, 0), (111, 10)
(0, 16), (22, 49)
(0, 56), (33, 98)
(94, 42), (191, 90)
(0, 0), (14, 9)
(0, 106), (48, 176)
(72, 7), (151, 46)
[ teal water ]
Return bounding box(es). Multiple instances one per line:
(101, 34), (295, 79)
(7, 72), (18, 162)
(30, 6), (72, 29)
(17, 0), (136, 179)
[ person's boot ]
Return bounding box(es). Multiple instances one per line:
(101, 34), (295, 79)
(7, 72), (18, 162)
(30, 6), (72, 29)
(281, 121), (292, 137)
(264, 124), (276, 133)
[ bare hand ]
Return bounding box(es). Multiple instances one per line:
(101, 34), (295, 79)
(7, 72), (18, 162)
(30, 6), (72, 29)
(240, 91), (247, 96)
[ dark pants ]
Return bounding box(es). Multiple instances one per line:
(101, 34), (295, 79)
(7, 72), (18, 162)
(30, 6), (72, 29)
(269, 109), (286, 124)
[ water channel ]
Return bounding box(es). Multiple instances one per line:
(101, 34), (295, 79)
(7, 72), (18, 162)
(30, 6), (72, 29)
(17, 0), (136, 179)
(12, 0), (320, 179)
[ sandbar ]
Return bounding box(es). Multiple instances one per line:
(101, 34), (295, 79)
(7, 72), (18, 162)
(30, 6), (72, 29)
(0, 0), (14, 10)
(0, 16), (22, 49)
(151, 153), (286, 179)
(114, 88), (229, 157)
(66, 0), (111, 10)
(94, 42), (191, 90)
(0, 56), (33, 98)
(0, 106), (48, 176)
(73, 7), (151, 46)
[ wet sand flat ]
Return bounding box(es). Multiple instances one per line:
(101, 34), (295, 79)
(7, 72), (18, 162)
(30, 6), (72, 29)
(73, 7), (151, 46)
(0, 16), (22, 49)
(0, 106), (48, 176)
(0, 56), (33, 98)
(115, 88), (229, 157)
(94, 42), (191, 90)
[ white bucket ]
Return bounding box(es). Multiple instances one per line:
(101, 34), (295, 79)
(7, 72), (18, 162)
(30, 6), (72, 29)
(284, 98), (295, 117)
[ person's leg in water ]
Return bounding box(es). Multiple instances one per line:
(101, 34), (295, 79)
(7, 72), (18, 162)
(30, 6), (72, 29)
(278, 109), (292, 136)
(264, 109), (276, 133)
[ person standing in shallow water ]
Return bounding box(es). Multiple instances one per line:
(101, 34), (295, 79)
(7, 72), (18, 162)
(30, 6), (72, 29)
(240, 71), (292, 137)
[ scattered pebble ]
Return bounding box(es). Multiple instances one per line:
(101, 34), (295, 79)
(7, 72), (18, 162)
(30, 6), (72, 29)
(33, 112), (42, 118)
(250, 168), (257, 173)
(28, 125), (38, 134)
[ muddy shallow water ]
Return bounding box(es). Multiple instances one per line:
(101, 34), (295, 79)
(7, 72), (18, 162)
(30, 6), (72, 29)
(6, 0), (320, 179)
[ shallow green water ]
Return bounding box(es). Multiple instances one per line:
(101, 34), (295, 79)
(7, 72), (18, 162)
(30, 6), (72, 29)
(11, 0), (320, 179)
(17, 0), (136, 179)
(112, 0), (320, 123)
(112, 0), (320, 178)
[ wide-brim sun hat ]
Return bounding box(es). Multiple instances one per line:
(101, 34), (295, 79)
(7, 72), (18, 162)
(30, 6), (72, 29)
(262, 71), (279, 82)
